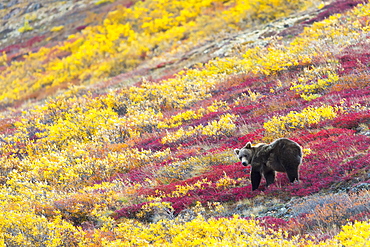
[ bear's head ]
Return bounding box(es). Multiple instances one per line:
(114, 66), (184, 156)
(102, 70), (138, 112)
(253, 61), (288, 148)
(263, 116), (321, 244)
(234, 142), (254, 166)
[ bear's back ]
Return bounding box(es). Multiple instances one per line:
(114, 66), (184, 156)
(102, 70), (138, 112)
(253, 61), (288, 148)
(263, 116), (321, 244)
(272, 138), (302, 167)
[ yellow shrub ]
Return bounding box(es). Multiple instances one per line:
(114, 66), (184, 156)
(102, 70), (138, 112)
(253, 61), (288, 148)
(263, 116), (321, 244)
(264, 105), (339, 140)
(158, 101), (229, 129)
(0, 212), (80, 247)
(335, 220), (370, 247)
(50, 25), (64, 32)
(108, 215), (320, 246)
(18, 20), (33, 33)
(201, 113), (238, 136)
(95, 0), (115, 5)
(242, 41), (313, 75)
(216, 172), (237, 189)
(0, 52), (7, 66)
(0, 0), (316, 106)
(158, 110), (204, 129)
(106, 148), (172, 173)
(290, 66), (340, 101)
(156, 151), (234, 182)
(161, 113), (238, 144)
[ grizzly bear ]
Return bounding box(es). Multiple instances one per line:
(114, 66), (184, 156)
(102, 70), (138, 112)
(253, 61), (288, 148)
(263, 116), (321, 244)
(234, 138), (302, 190)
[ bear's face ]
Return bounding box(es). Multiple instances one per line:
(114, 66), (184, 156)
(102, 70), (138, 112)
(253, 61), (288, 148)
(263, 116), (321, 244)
(234, 142), (254, 166)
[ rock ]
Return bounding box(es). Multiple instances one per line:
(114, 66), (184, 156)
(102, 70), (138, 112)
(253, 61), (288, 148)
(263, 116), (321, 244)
(349, 183), (370, 193)
(25, 3), (43, 13)
(176, 209), (198, 222)
(3, 7), (21, 20)
(149, 205), (175, 223)
(0, 28), (13, 40)
(7, 0), (19, 8)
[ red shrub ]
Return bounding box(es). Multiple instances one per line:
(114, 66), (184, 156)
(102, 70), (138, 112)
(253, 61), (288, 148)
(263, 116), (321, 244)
(257, 216), (290, 232)
(304, 0), (367, 25)
(113, 202), (148, 220)
(0, 35), (46, 55)
(330, 112), (370, 129)
(338, 42), (370, 75)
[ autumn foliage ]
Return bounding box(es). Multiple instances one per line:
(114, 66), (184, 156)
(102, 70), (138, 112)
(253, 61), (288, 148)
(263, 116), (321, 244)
(0, 0), (369, 245)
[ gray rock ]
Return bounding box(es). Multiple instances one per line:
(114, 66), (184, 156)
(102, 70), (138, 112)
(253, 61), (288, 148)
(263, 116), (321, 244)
(25, 3), (43, 13)
(7, 0), (19, 8)
(349, 182), (370, 193)
(3, 7), (21, 20)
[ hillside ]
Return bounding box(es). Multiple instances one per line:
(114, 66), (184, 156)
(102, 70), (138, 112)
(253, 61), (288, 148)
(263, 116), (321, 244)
(0, 0), (369, 246)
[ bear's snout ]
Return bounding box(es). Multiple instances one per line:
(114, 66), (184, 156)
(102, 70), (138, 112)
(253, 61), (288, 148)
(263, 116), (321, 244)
(241, 157), (249, 166)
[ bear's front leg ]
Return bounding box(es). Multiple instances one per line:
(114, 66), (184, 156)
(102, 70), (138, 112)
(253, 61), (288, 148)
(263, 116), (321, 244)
(251, 168), (262, 191)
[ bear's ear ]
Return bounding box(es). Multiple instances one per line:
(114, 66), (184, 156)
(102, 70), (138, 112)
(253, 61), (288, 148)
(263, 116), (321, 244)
(244, 142), (252, 149)
(234, 149), (240, 155)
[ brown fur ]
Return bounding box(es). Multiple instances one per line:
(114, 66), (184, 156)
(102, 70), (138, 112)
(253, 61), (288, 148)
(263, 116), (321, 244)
(234, 138), (302, 190)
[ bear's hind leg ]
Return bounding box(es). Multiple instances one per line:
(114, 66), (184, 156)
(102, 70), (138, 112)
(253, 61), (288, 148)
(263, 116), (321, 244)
(264, 170), (275, 187)
(286, 167), (299, 183)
